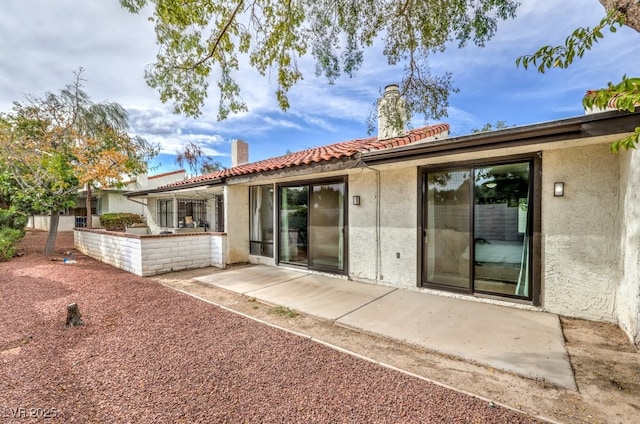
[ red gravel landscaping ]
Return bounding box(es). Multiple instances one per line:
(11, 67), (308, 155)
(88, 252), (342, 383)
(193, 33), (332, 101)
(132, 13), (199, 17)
(0, 231), (542, 423)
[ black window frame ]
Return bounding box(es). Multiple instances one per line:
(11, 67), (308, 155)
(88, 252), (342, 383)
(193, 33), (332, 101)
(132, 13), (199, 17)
(417, 153), (542, 305)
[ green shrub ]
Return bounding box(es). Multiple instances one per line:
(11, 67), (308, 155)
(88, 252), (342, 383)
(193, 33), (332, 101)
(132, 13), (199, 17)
(0, 208), (28, 232)
(100, 213), (143, 231)
(0, 208), (27, 260)
(0, 227), (24, 261)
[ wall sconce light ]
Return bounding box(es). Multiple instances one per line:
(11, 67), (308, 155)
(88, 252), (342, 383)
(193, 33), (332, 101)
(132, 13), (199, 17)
(352, 195), (361, 206)
(554, 182), (564, 197)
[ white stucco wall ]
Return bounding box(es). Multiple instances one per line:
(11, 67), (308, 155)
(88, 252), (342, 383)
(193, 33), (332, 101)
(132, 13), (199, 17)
(348, 167), (418, 287)
(378, 167), (418, 287)
(225, 185), (249, 263)
(541, 144), (620, 322)
(348, 169), (380, 282)
(145, 200), (160, 234)
(618, 149), (640, 345)
(348, 143), (629, 327)
(146, 171), (186, 189)
(30, 215), (99, 231)
(103, 192), (145, 216)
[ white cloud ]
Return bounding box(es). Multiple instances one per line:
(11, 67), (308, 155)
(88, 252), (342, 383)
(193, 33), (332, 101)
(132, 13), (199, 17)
(1, 0), (639, 172)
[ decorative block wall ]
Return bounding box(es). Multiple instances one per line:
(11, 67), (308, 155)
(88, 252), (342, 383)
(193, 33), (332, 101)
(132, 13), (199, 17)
(74, 229), (227, 277)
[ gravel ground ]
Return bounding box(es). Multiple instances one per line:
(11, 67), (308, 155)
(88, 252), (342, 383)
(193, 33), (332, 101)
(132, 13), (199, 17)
(0, 231), (542, 423)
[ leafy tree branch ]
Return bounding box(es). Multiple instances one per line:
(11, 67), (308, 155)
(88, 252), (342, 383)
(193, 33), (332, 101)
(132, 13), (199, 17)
(120, 0), (519, 122)
(0, 70), (159, 253)
(516, 2), (640, 151)
(584, 76), (640, 152)
(515, 10), (625, 72)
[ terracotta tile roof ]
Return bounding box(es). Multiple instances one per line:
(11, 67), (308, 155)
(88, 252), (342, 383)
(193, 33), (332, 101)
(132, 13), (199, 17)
(163, 124), (449, 188)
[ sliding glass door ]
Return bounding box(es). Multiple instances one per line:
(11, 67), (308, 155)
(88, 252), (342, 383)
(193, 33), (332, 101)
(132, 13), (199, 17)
(279, 179), (346, 273)
(279, 186), (308, 266)
(473, 163), (531, 297)
(249, 185), (274, 257)
(422, 159), (534, 300)
(309, 182), (345, 271)
(424, 169), (472, 290)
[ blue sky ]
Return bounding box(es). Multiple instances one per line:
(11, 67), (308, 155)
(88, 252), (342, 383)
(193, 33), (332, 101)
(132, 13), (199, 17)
(1, 1), (639, 175)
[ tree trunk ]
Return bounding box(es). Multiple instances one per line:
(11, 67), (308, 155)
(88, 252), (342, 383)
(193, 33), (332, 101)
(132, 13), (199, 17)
(86, 182), (93, 228)
(66, 303), (83, 327)
(44, 210), (60, 255)
(600, 0), (640, 32)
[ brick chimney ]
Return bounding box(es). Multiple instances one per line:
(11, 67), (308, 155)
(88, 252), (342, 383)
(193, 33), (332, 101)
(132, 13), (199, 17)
(377, 84), (407, 140)
(231, 139), (248, 167)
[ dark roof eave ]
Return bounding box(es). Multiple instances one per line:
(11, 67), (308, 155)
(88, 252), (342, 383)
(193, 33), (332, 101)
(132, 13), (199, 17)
(361, 110), (640, 164)
(125, 178), (224, 197)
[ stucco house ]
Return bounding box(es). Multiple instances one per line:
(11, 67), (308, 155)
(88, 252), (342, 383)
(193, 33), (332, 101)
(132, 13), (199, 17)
(85, 86), (640, 347)
(29, 169), (186, 231)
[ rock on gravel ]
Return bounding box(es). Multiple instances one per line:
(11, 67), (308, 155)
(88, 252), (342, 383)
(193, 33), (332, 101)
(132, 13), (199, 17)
(0, 231), (542, 423)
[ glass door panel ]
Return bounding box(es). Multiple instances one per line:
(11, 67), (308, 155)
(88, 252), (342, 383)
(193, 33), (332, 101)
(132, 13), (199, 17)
(250, 185), (274, 257)
(279, 186), (308, 265)
(424, 170), (471, 290)
(473, 162), (531, 297)
(309, 182), (345, 271)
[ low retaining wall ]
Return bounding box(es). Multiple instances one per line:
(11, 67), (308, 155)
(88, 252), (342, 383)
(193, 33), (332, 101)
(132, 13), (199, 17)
(74, 228), (227, 276)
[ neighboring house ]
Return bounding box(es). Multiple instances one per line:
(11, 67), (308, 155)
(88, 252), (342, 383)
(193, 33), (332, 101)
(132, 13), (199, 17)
(120, 88), (640, 347)
(29, 169), (186, 231)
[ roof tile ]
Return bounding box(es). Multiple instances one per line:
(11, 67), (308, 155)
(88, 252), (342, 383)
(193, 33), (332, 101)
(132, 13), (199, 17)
(164, 124), (449, 188)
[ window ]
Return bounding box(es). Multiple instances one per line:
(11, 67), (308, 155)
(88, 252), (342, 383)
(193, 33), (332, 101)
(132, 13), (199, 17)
(421, 157), (538, 302)
(157, 198), (209, 229)
(157, 199), (174, 227)
(249, 185), (274, 257)
(177, 199), (208, 228)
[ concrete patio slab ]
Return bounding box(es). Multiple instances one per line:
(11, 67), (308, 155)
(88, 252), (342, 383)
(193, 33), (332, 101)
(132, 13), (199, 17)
(195, 265), (308, 294)
(247, 272), (396, 321)
(192, 265), (575, 390)
(337, 289), (576, 390)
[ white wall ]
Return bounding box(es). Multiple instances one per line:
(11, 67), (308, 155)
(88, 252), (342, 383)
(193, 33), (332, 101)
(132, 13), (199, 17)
(618, 149), (640, 346)
(378, 167), (418, 287)
(225, 184), (249, 263)
(146, 171), (186, 189)
(75, 229), (143, 275)
(145, 199), (160, 234)
(541, 144), (620, 321)
(103, 192), (146, 216)
(74, 229), (227, 276)
(348, 167), (418, 287)
(30, 215), (98, 231)
(348, 169), (380, 281)
(348, 144), (629, 328)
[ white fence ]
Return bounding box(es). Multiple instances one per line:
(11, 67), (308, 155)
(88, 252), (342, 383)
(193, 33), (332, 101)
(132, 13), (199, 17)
(74, 228), (227, 276)
(29, 215), (100, 231)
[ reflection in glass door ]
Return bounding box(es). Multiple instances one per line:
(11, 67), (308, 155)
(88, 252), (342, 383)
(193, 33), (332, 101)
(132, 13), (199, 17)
(279, 186), (308, 266)
(423, 160), (533, 300)
(309, 183), (345, 271)
(473, 162), (530, 297)
(278, 180), (346, 272)
(424, 169), (471, 290)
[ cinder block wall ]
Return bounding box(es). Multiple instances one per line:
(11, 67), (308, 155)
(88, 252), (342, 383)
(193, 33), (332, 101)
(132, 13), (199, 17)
(74, 230), (227, 276)
(75, 229), (143, 275)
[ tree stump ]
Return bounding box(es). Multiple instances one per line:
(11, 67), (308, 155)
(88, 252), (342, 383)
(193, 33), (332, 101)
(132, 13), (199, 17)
(66, 303), (83, 327)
